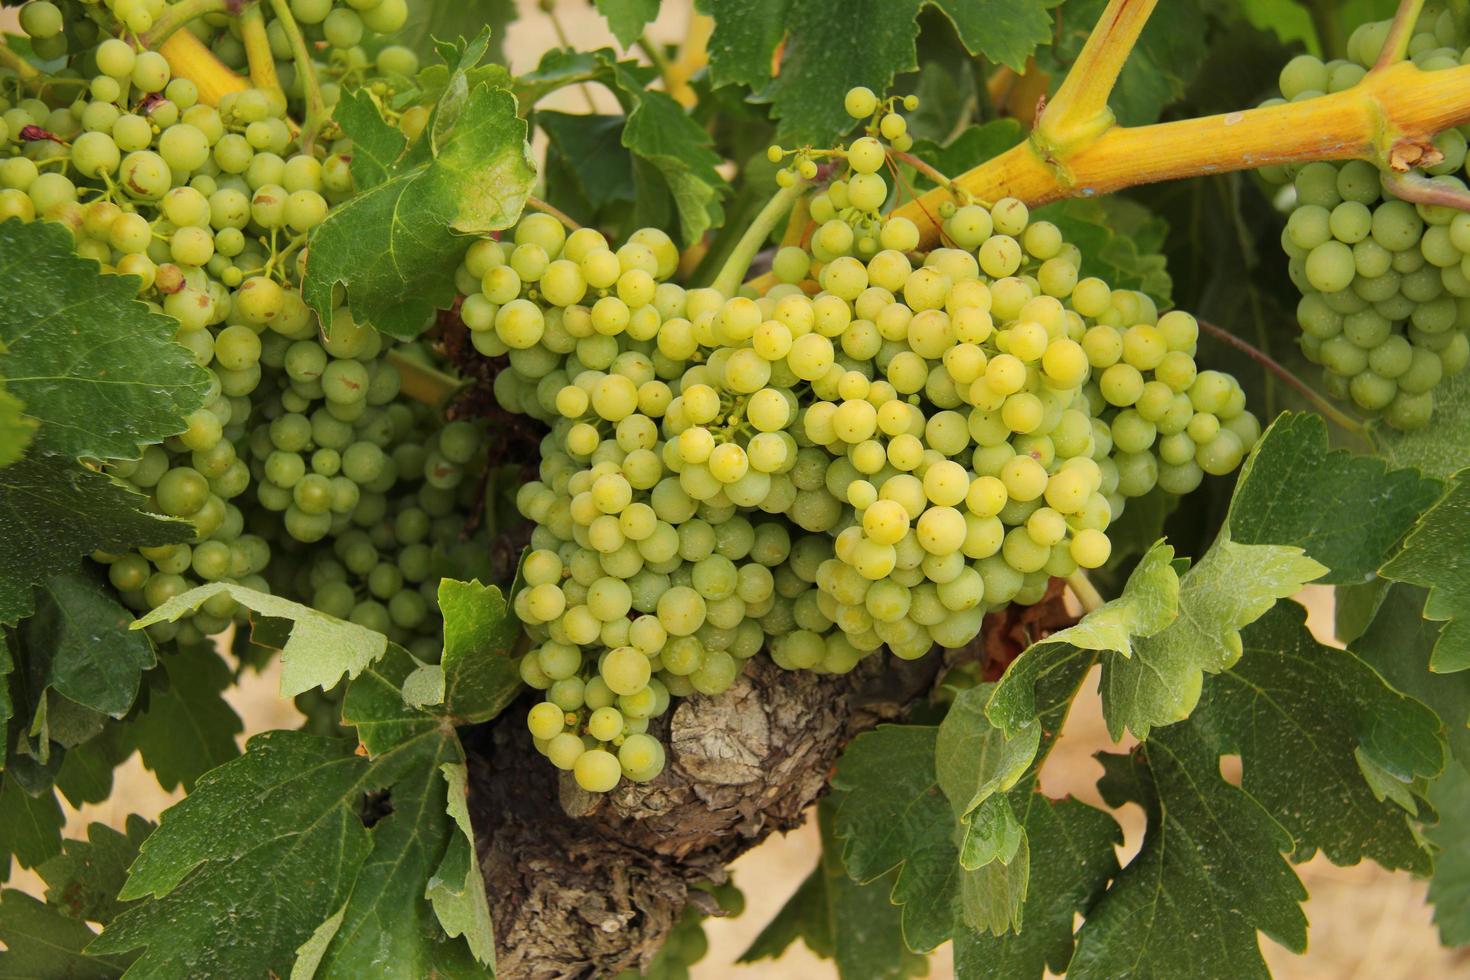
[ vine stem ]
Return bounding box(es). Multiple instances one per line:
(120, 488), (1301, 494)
(238, 4), (283, 101)
(1065, 571), (1107, 614)
(1196, 319), (1367, 434)
(1373, 0), (1426, 70)
(1382, 169), (1470, 211)
(525, 195), (582, 231)
(155, 31), (248, 105)
(138, 0), (236, 48)
(892, 60), (1470, 248)
(386, 349), (462, 406)
(544, 2), (599, 113)
(1037, 0), (1158, 148)
(0, 41), (41, 87)
(709, 180), (806, 297)
(266, 0), (327, 151)
(889, 149), (966, 200)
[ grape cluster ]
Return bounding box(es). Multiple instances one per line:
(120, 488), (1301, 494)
(1263, 7), (1470, 429)
(466, 93), (1258, 793)
(1, 5), (482, 652)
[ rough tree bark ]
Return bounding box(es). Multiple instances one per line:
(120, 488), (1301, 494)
(464, 583), (1072, 979)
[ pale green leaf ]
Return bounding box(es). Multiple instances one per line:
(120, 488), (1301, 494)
(425, 763), (495, 967)
(936, 682), (1039, 820)
(132, 582), (388, 697)
(595, 0), (658, 47)
(438, 578), (522, 724)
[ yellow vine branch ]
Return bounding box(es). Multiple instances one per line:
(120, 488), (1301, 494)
(893, 60), (1470, 250)
(1038, 0), (1157, 148)
(158, 31), (249, 105)
(1374, 0), (1426, 70)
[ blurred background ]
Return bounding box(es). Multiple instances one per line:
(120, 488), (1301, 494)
(4, 0), (1468, 975)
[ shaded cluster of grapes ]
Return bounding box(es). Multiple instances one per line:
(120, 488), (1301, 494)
(462, 91), (1258, 793)
(1, 2), (484, 651)
(1264, 7), (1470, 429)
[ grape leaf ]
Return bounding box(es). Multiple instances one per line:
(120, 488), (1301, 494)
(1382, 471), (1470, 672)
(1426, 761), (1470, 946)
(538, 111), (637, 210)
(0, 772), (62, 879)
(19, 571), (156, 718)
(0, 636), (12, 770)
(304, 36), (535, 340)
(331, 88), (414, 191)
(0, 219), (209, 461)
(0, 890), (130, 979)
(831, 724), (959, 952)
(1192, 602), (1441, 872)
(1355, 585), (1470, 767)
(935, 682), (1040, 820)
(0, 453), (192, 627)
(309, 734), (467, 978)
(1240, 0), (1320, 54)
(437, 577), (522, 724)
(740, 796), (926, 979)
(1100, 537), (1326, 740)
(132, 582), (388, 697)
(953, 794), (1120, 980)
(988, 541), (1180, 735)
(908, 120), (1025, 190)
(341, 643), (442, 756)
(1068, 726), (1307, 978)
(1033, 197), (1174, 306)
(395, 0), (515, 66)
(129, 644), (242, 792)
(425, 763), (495, 968)
(1041, 0), (1207, 127)
(701, 0), (1057, 144)
(1227, 413), (1441, 584)
(91, 733), (381, 976)
(36, 816), (153, 926)
(960, 827), (1029, 935)
(1376, 371), (1470, 480)
(595, 0), (658, 47)
(0, 368), (36, 468)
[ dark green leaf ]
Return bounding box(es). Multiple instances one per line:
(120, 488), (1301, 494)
(0, 773), (62, 879)
(93, 733), (378, 974)
(953, 794), (1120, 979)
(133, 582), (388, 697)
(438, 578), (522, 724)
(342, 644), (442, 755)
(697, 0), (787, 89)
(1426, 761), (1470, 946)
(130, 644), (242, 792)
(831, 725), (957, 951)
(1227, 413), (1441, 584)
(908, 120), (1025, 190)
(1069, 726), (1307, 978)
(595, 0), (658, 47)
(312, 733), (465, 979)
(20, 571), (155, 717)
(37, 816), (154, 925)
(1355, 585), (1470, 767)
(1193, 602), (1441, 871)
(738, 864), (831, 963)
(304, 80), (534, 339)
(395, 0), (515, 66)
(0, 453), (191, 627)
(331, 88), (409, 190)
(0, 890), (130, 979)
(0, 219), (209, 460)
(538, 111), (637, 209)
(1382, 471), (1470, 671)
(425, 763), (495, 968)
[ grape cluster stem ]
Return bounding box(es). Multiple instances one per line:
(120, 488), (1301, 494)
(709, 179), (806, 297)
(1374, 0), (1427, 70)
(1065, 570), (1106, 614)
(1196, 319), (1367, 434)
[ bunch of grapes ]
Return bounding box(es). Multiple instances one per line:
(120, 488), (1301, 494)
(1263, 6), (1470, 429)
(462, 91), (1260, 794)
(0, 2), (481, 652)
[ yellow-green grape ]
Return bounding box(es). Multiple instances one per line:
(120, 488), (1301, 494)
(574, 748), (623, 792)
(844, 86), (879, 119)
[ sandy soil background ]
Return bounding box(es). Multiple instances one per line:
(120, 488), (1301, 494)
(4, 1), (1467, 974)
